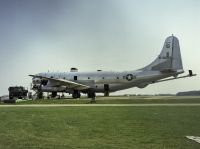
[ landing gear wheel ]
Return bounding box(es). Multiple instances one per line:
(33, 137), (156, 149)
(72, 93), (80, 98)
(104, 91), (109, 97)
(52, 92), (57, 98)
(37, 92), (43, 99)
(88, 92), (96, 98)
(88, 92), (96, 103)
(72, 90), (81, 99)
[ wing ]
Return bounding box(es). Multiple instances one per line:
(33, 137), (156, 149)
(29, 75), (90, 90)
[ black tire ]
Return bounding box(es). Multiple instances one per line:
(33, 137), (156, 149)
(104, 91), (109, 97)
(77, 93), (81, 98)
(72, 93), (78, 99)
(37, 92), (43, 99)
(52, 92), (57, 98)
(72, 90), (81, 99)
(88, 92), (96, 98)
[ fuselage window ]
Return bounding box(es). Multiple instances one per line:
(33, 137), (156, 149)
(88, 77), (90, 79)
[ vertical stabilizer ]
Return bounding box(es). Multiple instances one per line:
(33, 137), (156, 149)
(142, 35), (183, 72)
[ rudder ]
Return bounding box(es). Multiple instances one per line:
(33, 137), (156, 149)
(142, 35), (183, 72)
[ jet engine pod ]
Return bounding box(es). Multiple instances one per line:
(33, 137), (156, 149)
(32, 78), (41, 84)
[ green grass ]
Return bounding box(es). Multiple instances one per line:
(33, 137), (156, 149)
(12, 96), (200, 104)
(0, 106), (200, 148)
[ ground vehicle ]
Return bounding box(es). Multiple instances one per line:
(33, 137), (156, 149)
(8, 86), (28, 99)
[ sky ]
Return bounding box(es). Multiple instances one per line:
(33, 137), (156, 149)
(0, 0), (200, 95)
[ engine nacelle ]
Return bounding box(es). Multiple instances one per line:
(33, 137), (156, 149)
(32, 84), (41, 90)
(32, 78), (41, 85)
(41, 79), (48, 86)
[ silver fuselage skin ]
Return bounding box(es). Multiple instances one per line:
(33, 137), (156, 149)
(33, 69), (182, 93)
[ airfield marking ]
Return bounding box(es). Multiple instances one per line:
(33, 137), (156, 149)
(186, 136), (200, 144)
(1, 103), (200, 107)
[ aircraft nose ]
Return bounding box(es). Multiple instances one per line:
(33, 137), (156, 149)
(32, 78), (41, 84)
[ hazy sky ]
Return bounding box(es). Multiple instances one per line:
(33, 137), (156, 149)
(0, 0), (200, 95)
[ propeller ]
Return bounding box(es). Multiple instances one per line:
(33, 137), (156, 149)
(41, 79), (48, 86)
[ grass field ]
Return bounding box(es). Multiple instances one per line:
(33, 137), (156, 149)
(0, 105), (200, 148)
(12, 96), (200, 104)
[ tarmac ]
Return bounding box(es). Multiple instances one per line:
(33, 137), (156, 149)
(0, 103), (200, 107)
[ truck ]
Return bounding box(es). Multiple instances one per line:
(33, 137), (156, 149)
(8, 86), (28, 100)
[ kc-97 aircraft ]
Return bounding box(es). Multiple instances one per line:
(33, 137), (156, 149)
(30, 35), (196, 99)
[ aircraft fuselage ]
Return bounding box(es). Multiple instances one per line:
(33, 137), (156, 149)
(30, 35), (196, 98)
(33, 70), (176, 93)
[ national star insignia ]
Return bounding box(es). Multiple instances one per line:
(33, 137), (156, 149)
(126, 74), (133, 81)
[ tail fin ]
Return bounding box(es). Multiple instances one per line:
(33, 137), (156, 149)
(142, 35), (183, 73)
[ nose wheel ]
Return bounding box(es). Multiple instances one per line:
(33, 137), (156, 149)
(37, 91), (43, 99)
(31, 84), (43, 99)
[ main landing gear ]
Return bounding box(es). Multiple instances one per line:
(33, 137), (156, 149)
(88, 92), (96, 103)
(72, 90), (81, 99)
(104, 84), (109, 97)
(71, 90), (96, 102)
(51, 92), (57, 98)
(104, 91), (109, 97)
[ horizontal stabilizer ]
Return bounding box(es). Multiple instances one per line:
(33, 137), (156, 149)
(152, 70), (196, 84)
